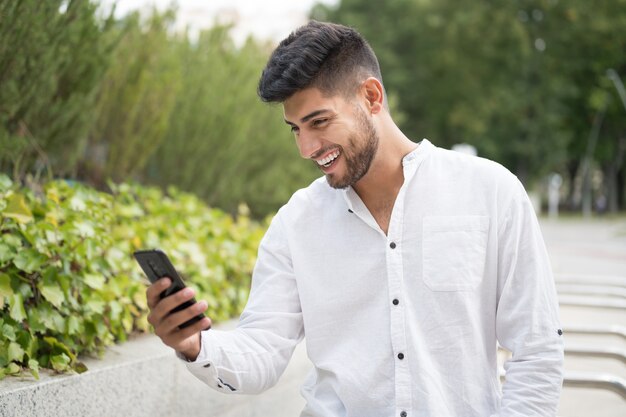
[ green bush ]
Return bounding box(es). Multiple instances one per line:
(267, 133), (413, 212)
(0, 174), (266, 379)
(0, 0), (115, 179)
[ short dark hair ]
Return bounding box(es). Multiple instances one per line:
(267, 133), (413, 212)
(258, 21), (383, 103)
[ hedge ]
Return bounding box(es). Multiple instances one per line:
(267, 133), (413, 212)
(0, 175), (266, 379)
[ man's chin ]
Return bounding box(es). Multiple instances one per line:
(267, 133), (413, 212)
(325, 173), (350, 190)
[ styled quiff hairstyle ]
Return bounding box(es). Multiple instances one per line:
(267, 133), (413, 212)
(258, 21), (384, 103)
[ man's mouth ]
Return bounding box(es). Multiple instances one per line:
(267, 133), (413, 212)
(316, 149), (341, 168)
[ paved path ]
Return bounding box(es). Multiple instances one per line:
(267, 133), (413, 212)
(540, 217), (626, 417)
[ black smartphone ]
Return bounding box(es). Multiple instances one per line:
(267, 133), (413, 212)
(133, 249), (206, 329)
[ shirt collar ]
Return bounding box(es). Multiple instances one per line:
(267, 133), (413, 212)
(340, 138), (434, 213)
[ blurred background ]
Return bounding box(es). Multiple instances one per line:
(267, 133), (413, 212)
(1, 0), (625, 218)
(1, 1), (625, 416)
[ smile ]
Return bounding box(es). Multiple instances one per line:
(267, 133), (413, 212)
(316, 150), (341, 167)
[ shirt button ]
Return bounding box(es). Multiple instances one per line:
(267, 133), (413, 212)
(392, 298), (399, 305)
(400, 412), (407, 417)
(389, 242), (397, 249)
(397, 352), (404, 360)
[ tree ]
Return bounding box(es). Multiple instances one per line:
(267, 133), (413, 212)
(0, 0), (115, 180)
(312, 0), (626, 210)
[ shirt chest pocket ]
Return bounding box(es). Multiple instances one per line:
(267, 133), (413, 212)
(422, 215), (490, 291)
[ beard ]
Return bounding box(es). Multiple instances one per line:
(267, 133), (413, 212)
(323, 106), (379, 189)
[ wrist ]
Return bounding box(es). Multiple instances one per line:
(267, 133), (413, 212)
(179, 334), (202, 362)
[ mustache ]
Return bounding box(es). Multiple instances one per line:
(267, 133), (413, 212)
(310, 146), (342, 160)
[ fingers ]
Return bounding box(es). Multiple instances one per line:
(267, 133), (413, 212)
(160, 299), (208, 332)
(146, 277), (171, 309)
(145, 278), (212, 352)
(176, 317), (212, 340)
(148, 286), (196, 324)
(155, 304), (212, 351)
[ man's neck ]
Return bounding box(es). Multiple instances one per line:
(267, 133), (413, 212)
(353, 127), (418, 234)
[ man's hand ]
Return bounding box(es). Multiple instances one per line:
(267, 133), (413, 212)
(146, 278), (212, 361)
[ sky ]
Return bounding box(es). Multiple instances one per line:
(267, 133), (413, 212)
(100, 0), (339, 45)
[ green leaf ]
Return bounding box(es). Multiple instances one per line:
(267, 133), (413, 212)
(2, 193), (33, 224)
(28, 359), (40, 380)
(108, 300), (122, 321)
(17, 331), (35, 358)
(0, 272), (12, 309)
(13, 249), (47, 273)
(86, 298), (105, 315)
(73, 220), (95, 238)
(40, 283), (65, 309)
(28, 302), (64, 333)
(50, 353), (70, 372)
(6, 362), (20, 374)
(0, 243), (14, 264)
(69, 195), (87, 212)
(7, 342), (24, 363)
(43, 337), (76, 362)
(73, 361), (88, 374)
(0, 174), (12, 192)
(2, 324), (16, 341)
(66, 316), (80, 335)
(83, 273), (105, 290)
(8, 294), (26, 322)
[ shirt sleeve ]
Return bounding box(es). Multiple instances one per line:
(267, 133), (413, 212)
(180, 213), (304, 394)
(493, 179), (564, 417)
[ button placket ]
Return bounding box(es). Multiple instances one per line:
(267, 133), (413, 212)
(386, 187), (411, 414)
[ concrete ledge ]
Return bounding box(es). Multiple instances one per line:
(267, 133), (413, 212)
(0, 321), (309, 417)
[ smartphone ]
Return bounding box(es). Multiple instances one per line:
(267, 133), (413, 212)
(133, 249), (207, 329)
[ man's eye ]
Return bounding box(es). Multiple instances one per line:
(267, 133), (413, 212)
(312, 119), (328, 127)
(290, 126), (299, 133)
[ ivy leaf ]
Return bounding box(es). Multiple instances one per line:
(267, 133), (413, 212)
(6, 362), (20, 375)
(66, 316), (80, 335)
(28, 359), (40, 380)
(2, 192), (33, 224)
(74, 361), (88, 374)
(0, 234), (22, 251)
(40, 283), (65, 309)
(50, 353), (70, 372)
(0, 173), (12, 192)
(8, 294), (26, 322)
(17, 331), (35, 358)
(2, 324), (16, 341)
(0, 243), (14, 264)
(73, 220), (95, 238)
(0, 272), (12, 309)
(83, 273), (105, 290)
(7, 342), (24, 363)
(85, 298), (105, 315)
(28, 302), (64, 333)
(43, 337), (76, 362)
(13, 249), (47, 273)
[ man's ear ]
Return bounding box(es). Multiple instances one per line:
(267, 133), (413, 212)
(361, 77), (385, 114)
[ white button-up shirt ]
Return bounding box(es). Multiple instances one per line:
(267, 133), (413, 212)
(183, 139), (564, 417)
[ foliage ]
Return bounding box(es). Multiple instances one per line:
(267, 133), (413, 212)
(0, 0), (115, 180)
(0, 4), (319, 218)
(312, 0), (626, 208)
(87, 9), (183, 184)
(0, 174), (266, 379)
(146, 28), (320, 217)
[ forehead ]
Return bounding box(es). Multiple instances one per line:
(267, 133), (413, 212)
(283, 87), (347, 122)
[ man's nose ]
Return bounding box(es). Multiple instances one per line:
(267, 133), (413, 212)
(296, 130), (323, 159)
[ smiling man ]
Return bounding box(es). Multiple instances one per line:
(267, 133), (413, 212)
(145, 21), (564, 417)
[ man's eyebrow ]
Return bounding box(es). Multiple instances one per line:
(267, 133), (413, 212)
(284, 109), (332, 125)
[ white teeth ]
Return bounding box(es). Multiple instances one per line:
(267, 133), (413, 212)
(317, 150), (340, 166)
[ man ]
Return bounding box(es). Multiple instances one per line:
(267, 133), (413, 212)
(146, 21), (564, 417)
